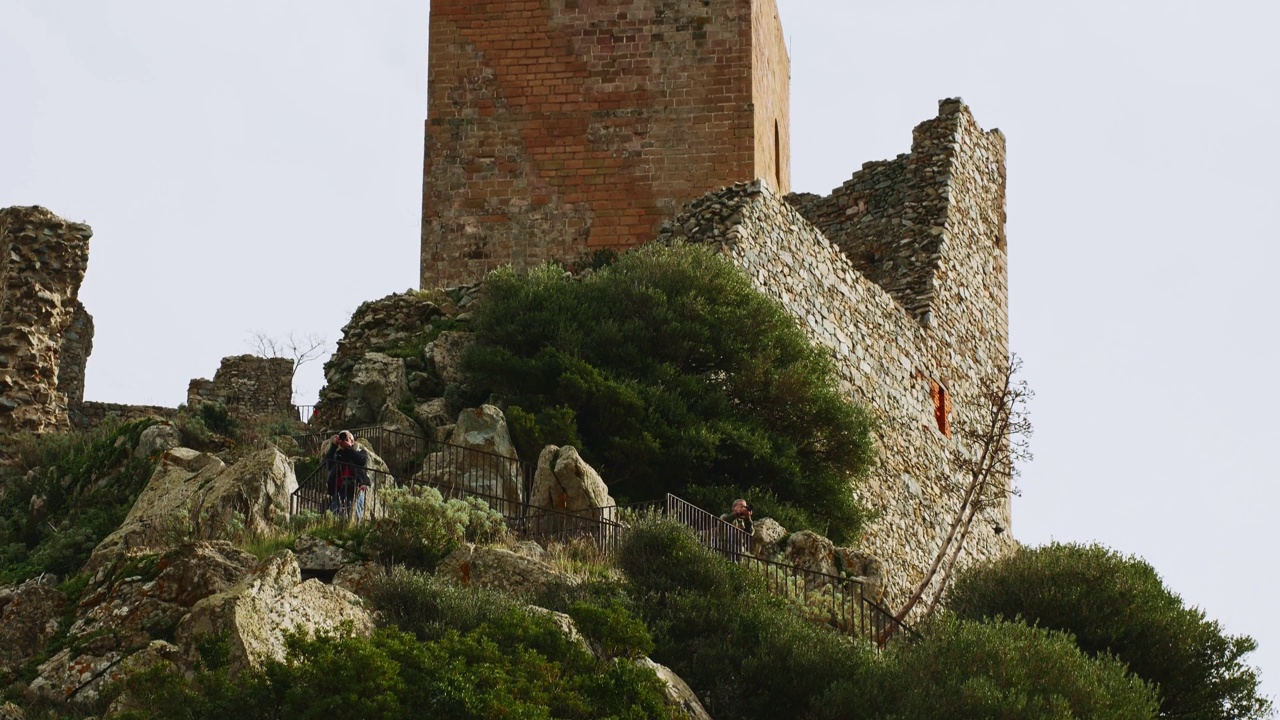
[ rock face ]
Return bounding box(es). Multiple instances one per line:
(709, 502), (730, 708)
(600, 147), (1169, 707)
(311, 291), (446, 428)
(752, 518), (788, 559)
(529, 445), (614, 514)
(176, 550), (374, 672)
(343, 352), (410, 427)
(528, 445), (615, 536)
(135, 422), (181, 459)
(89, 447), (297, 570)
(0, 206), (93, 435)
(22, 542), (256, 706)
(636, 657), (715, 720)
(417, 405), (525, 514)
(836, 547), (886, 604)
(424, 330), (472, 388)
(785, 530), (838, 578)
(0, 577), (66, 677)
(437, 542), (564, 597)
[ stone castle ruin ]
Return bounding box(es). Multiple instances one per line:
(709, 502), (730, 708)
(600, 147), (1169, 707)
(420, 0), (1014, 605)
(0, 207), (295, 435)
(0, 0), (1014, 612)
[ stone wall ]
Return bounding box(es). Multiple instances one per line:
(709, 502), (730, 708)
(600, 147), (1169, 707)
(59, 302), (94, 409)
(187, 355), (294, 420)
(421, 0), (790, 289)
(0, 207), (93, 435)
(72, 401), (177, 431)
(659, 101), (1012, 612)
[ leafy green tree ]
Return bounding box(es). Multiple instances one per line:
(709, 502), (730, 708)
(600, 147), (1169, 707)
(884, 617), (1159, 720)
(464, 243), (876, 542)
(947, 543), (1273, 719)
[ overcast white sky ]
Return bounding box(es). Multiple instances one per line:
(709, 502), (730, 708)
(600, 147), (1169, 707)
(2, 0), (1277, 699)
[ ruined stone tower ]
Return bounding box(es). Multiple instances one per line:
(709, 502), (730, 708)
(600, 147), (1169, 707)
(0, 207), (94, 435)
(421, 0), (791, 289)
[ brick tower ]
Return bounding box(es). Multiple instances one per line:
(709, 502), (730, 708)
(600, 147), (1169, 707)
(421, 0), (791, 289)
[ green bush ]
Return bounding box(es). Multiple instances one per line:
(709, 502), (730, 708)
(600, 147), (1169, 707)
(568, 600), (655, 660)
(618, 518), (884, 720)
(946, 543), (1273, 720)
(0, 420), (158, 584)
(883, 617), (1159, 719)
(117, 594), (671, 719)
(366, 486), (507, 571)
(464, 243), (876, 542)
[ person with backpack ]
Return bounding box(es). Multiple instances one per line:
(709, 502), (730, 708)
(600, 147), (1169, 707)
(325, 430), (370, 519)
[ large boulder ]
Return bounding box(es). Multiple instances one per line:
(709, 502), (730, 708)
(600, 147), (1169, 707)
(0, 577), (66, 677)
(176, 550), (373, 673)
(342, 352), (409, 427)
(752, 518), (788, 559)
(436, 542), (565, 597)
(636, 657), (714, 720)
(784, 530), (838, 578)
(835, 547), (886, 604)
(27, 640), (184, 708)
(527, 445), (616, 537)
(134, 422), (181, 459)
(88, 447), (296, 571)
(71, 542), (257, 657)
(416, 405), (525, 515)
(424, 330), (473, 388)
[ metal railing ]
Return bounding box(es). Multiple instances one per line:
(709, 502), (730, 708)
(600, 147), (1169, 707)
(297, 405), (315, 424)
(662, 493), (915, 647)
(290, 459), (390, 521)
(285, 424), (915, 646)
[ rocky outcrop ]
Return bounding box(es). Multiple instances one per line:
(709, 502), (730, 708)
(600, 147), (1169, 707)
(0, 577), (66, 677)
(785, 530), (838, 577)
(89, 447), (296, 570)
(424, 330), (472, 388)
(835, 547), (886, 604)
(176, 551), (373, 672)
(529, 445), (614, 514)
(636, 657), (715, 720)
(752, 518), (788, 559)
(416, 405), (525, 514)
(135, 422), (181, 459)
(343, 352), (410, 427)
(0, 206), (93, 435)
(73, 542), (258, 657)
(437, 542), (565, 597)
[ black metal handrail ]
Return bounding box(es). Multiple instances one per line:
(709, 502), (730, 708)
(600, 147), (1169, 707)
(285, 426), (915, 646)
(661, 493), (916, 647)
(290, 459), (390, 521)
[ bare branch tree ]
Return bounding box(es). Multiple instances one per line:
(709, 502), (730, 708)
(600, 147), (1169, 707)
(247, 330), (329, 402)
(895, 354), (1033, 624)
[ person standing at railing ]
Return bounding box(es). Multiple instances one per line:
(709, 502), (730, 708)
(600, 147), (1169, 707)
(720, 498), (755, 559)
(325, 430), (369, 520)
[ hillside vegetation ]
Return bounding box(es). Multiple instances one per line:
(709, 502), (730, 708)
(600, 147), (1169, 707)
(464, 244), (876, 543)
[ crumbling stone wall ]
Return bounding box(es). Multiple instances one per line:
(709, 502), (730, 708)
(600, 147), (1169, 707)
(0, 207), (93, 435)
(421, 0), (791, 289)
(187, 355), (294, 420)
(660, 101), (1012, 612)
(73, 401), (176, 430)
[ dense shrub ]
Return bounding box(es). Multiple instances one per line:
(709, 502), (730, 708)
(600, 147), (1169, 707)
(365, 485), (507, 571)
(947, 543), (1272, 720)
(115, 622), (670, 720)
(883, 617), (1159, 719)
(464, 243), (876, 542)
(0, 420), (157, 583)
(618, 518), (885, 720)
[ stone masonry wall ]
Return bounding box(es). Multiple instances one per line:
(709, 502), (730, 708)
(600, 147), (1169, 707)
(0, 207), (93, 435)
(187, 355), (294, 420)
(60, 302), (94, 409)
(421, 0), (790, 289)
(660, 102), (1011, 613)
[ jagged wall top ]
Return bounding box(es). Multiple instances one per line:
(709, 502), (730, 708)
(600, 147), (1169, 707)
(0, 206), (93, 435)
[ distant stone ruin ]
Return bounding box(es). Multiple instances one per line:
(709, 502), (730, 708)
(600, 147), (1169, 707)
(0, 206), (93, 435)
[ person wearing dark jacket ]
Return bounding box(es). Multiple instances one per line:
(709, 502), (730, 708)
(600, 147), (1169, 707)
(325, 430), (370, 518)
